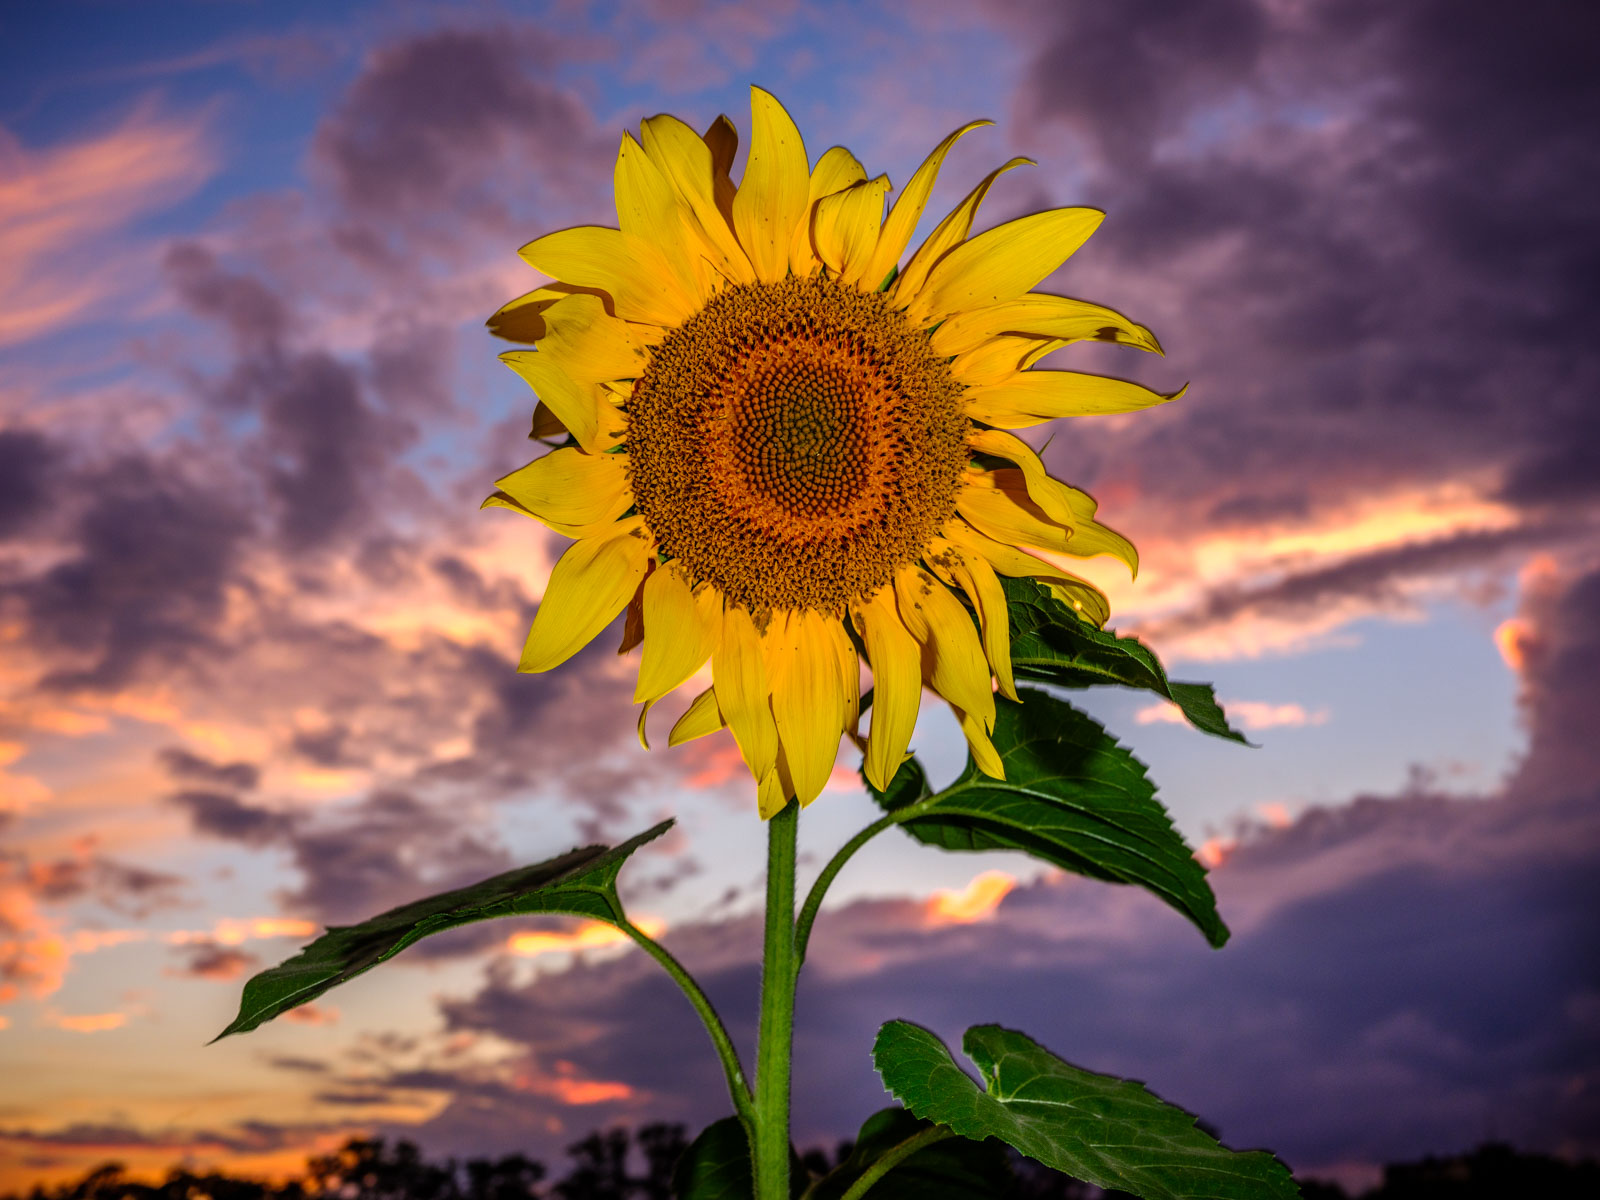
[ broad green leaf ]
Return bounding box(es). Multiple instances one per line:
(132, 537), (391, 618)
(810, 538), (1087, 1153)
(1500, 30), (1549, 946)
(871, 689), (1227, 947)
(875, 1022), (1299, 1200)
(805, 1107), (1011, 1200)
(674, 1118), (753, 1200)
(216, 821), (672, 1040)
(1002, 576), (1249, 745)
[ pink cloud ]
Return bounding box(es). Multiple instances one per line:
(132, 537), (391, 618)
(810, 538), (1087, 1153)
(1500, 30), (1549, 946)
(0, 102), (215, 346)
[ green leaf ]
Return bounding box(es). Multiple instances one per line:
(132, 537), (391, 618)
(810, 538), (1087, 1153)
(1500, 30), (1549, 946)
(1002, 576), (1249, 745)
(875, 1022), (1300, 1200)
(672, 1118), (806, 1200)
(674, 1118), (753, 1200)
(804, 1107), (1011, 1200)
(215, 821), (672, 1040)
(871, 688), (1227, 947)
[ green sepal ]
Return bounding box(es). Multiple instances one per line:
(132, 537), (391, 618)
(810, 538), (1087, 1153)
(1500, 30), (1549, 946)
(214, 821), (672, 1040)
(870, 689), (1227, 947)
(874, 1022), (1300, 1200)
(1002, 576), (1250, 745)
(804, 1107), (1011, 1199)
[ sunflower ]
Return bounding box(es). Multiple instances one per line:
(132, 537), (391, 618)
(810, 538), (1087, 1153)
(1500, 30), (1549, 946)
(486, 88), (1177, 819)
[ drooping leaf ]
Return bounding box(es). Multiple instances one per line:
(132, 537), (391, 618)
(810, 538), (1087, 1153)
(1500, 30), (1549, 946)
(216, 821), (672, 1040)
(674, 1118), (753, 1200)
(805, 1107), (1011, 1200)
(870, 689), (1227, 947)
(1002, 576), (1249, 745)
(875, 1022), (1300, 1200)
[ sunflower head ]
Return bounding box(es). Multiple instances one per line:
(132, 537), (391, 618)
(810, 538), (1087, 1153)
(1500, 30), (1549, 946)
(486, 88), (1178, 818)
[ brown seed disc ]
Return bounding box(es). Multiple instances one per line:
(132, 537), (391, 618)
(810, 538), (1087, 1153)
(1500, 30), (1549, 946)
(626, 274), (969, 615)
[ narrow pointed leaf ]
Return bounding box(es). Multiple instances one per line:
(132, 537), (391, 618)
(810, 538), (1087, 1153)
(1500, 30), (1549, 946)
(875, 1022), (1300, 1200)
(216, 821), (672, 1040)
(1002, 576), (1249, 745)
(870, 689), (1227, 947)
(806, 1107), (1011, 1200)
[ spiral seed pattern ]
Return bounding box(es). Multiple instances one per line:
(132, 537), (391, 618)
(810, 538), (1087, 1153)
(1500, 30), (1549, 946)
(627, 274), (968, 614)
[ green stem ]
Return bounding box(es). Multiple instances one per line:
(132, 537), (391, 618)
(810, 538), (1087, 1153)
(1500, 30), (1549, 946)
(793, 814), (897, 967)
(836, 1126), (956, 1200)
(795, 794), (936, 968)
(754, 799), (800, 1200)
(618, 918), (754, 1126)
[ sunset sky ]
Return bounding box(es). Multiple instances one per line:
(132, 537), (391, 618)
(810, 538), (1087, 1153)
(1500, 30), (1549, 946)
(2, 0), (1597, 1192)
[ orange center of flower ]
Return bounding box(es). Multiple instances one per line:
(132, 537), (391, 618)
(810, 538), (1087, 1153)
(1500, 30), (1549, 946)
(627, 275), (968, 614)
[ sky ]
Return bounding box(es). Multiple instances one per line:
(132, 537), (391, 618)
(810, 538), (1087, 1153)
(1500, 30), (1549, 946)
(0, 0), (1597, 1191)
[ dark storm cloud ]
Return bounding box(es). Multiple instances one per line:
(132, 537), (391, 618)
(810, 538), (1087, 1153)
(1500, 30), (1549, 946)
(167, 941), (259, 982)
(312, 27), (608, 231)
(1507, 563), (1600, 801)
(159, 747), (261, 792)
(169, 790), (294, 846)
(163, 243), (417, 550)
(0, 429), (59, 539)
(14, 456), (250, 690)
(992, 0), (1600, 603)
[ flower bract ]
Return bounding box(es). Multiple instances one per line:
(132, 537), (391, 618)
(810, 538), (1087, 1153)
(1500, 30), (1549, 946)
(488, 88), (1177, 818)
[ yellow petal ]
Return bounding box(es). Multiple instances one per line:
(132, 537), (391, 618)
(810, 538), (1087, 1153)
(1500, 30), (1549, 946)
(790, 145), (868, 274)
(951, 701), (1005, 780)
(861, 119), (991, 291)
(892, 156), (1031, 311)
(530, 400), (566, 441)
(537, 293), (648, 383)
(926, 536), (1017, 702)
(966, 371), (1184, 427)
(615, 132), (702, 301)
(957, 470), (1138, 577)
(929, 293), (1162, 358)
(519, 225), (697, 327)
(635, 565), (720, 704)
(711, 604), (779, 785)
(756, 769), (789, 820)
(767, 610), (846, 807)
(949, 335), (1055, 386)
(967, 428), (1074, 524)
(668, 686), (726, 746)
(635, 697), (656, 750)
(826, 615), (861, 737)
(731, 87), (809, 283)
(894, 563), (995, 732)
(942, 518), (1110, 626)
(494, 447), (631, 533)
(909, 206), (1104, 325)
(812, 174), (891, 285)
(486, 285), (578, 344)
(639, 114), (755, 286)
(520, 518), (653, 673)
(499, 351), (613, 454)
(850, 586), (923, 793)
(704, 114), (739, 224)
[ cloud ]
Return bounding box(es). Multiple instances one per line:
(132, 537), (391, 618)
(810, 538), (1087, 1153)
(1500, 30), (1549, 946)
(311, 26), (608, 239)
(1137, 700), (1327, 731)
(166, 941), (260, 982)
(0, 104), (215, 345)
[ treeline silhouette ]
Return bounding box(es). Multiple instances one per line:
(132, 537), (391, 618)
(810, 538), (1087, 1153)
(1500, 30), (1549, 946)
(6, 1128), (1597, 1200)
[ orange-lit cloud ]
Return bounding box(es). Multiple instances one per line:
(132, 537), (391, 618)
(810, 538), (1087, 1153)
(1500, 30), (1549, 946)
(0, 105), (215, 346)
(927, 871), (1016, 925)
(1136, 699), (1328, 730)
(506, 917), (663, 959)
(281, 1003), (339, 1026)
(1494, 618), (1529, 672)
(546, 1078), (634, 1105)
(45, 1010), (127, 1033)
